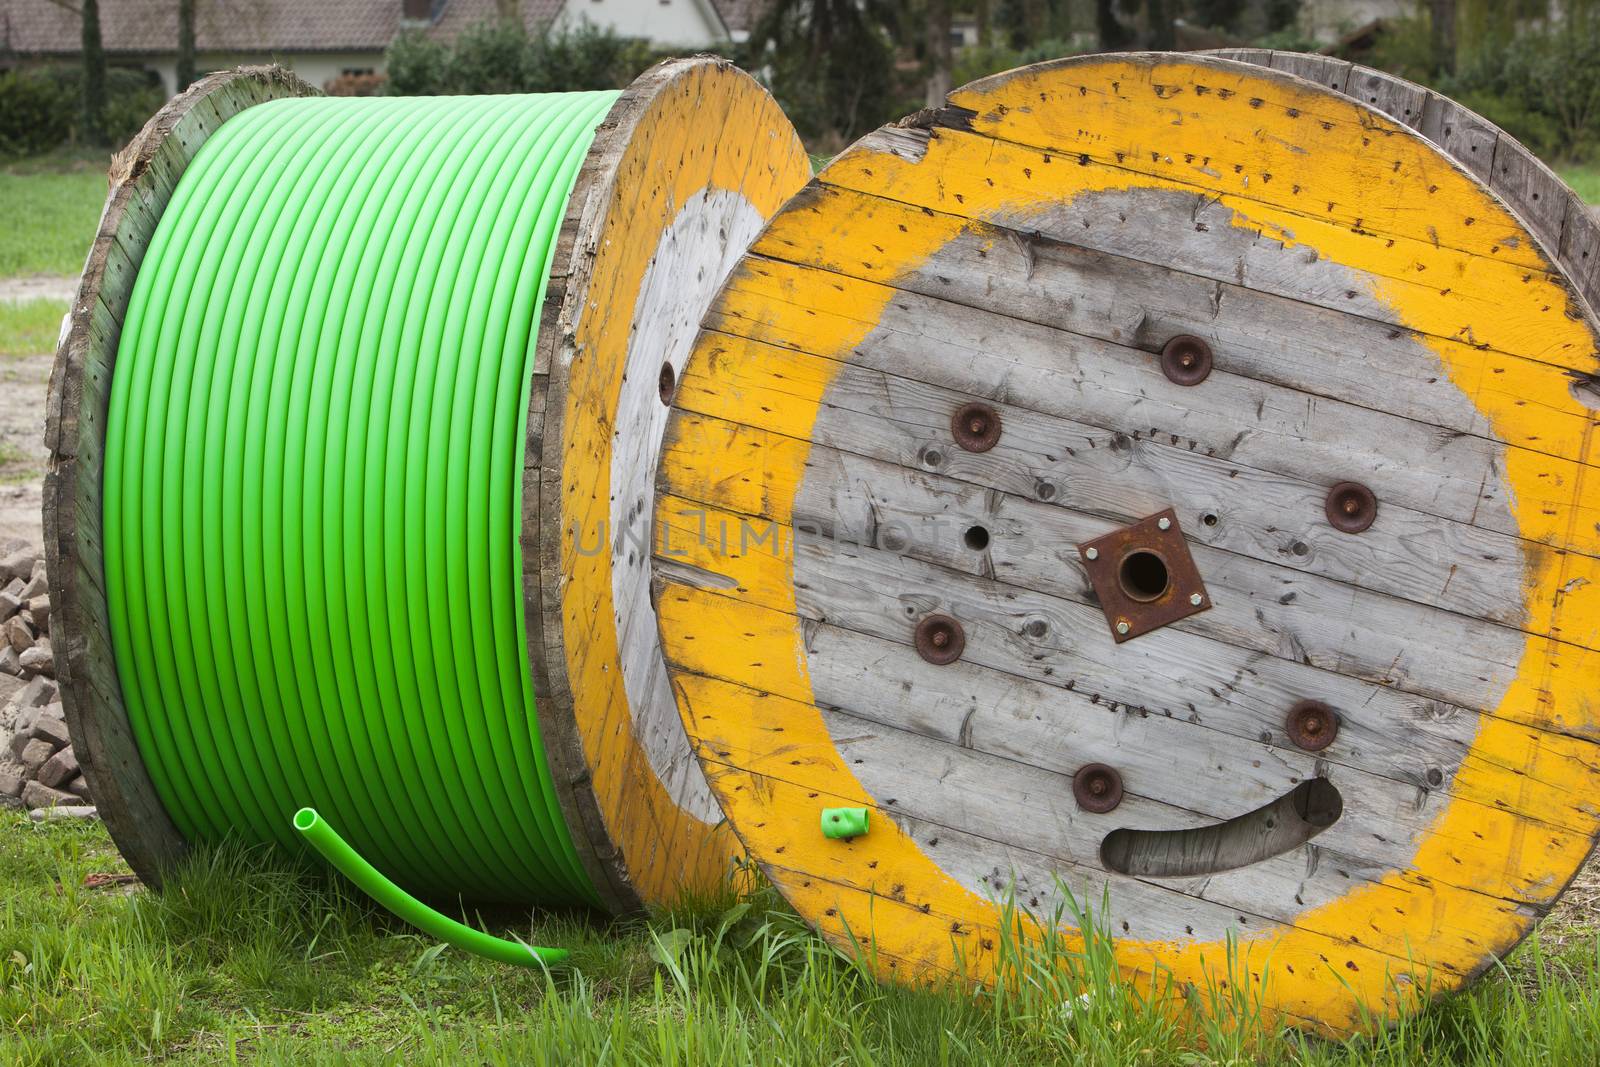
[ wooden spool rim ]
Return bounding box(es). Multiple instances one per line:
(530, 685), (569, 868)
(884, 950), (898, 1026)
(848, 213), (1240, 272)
(43, 57), (803, 910)
(1207, 48), (1600, 320)
(651, 52), (1600, 1033)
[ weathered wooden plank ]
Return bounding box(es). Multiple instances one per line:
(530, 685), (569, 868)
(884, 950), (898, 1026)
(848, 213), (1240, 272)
(1344, 65), (1428, 128)
(1418, 93), (1502, 184)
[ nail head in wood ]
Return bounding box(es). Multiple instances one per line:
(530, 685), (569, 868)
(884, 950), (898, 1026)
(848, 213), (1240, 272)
(950, 402), (1001, 452)
(1073, 763), (1124, 813)
(1324, 481), (1377, 533)
(1286, 699), (1339, 752)
(913, 614), (966, 665)
(1160, 334), (1213, 386)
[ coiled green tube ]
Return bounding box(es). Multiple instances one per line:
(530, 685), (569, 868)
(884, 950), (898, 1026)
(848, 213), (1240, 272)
(103, 92), (620, 908)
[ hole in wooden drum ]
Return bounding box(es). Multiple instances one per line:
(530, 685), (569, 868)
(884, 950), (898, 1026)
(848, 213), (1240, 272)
(1201, 512), (1219, 527)
(1118, 550), (1169, 602)
(964, 525), (990, 551)
(658, 361), (676, 405)
(1099, 778), (1343, 878)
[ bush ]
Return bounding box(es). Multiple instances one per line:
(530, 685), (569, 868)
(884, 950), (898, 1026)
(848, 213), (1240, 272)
(383, 21), (659, 97)
(0, 65), (164, 155)
(1446, 25), (1600, 164)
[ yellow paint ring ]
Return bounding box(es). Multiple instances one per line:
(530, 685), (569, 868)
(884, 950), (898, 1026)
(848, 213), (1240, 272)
(534, 58), (810, 910)
(653, 55), (1600, 1031)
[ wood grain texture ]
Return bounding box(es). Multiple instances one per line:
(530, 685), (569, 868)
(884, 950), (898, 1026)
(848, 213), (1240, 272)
(1214, 49), (1598, 318)
(44, 66), (319, 888)
(531, 56), (811, 912)
(652, 54), (1600, 1033)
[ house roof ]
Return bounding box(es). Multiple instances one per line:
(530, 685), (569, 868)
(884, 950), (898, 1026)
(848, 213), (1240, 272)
(1, 0), (634, 57)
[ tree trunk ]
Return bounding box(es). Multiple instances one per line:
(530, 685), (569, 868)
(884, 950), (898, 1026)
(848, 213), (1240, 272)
(496, 0), (521, 22)
(925, 0), (953, 109)
(1146, 0), (1175, 50)
(1429, 0), (1456, 77)
(177, 0), (197, 92)
(1096, 0), (1129, 49)
(975, 0), (990, 49)
(1021, 0), (1049, 42)
(81, 0), (106, 144)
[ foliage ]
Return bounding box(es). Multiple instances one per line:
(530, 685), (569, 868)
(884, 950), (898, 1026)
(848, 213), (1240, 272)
(0, 152), (108, 276)
(3, 814), (1600, 1064)
(1443, 20), (1600, 163)
(383, 22), (660, 97)
(953, 38), (1084, 88)
(0, 66), (161, 156)
(742, 0), (906, 152)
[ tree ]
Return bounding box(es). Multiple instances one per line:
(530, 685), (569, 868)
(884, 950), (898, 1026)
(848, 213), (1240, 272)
(1429, 0), (1457, 77)
(926, 0), (953, 108)
(81, 0), (105, 142)
(1146, 0), (1175, 49)
(177, 0), (197, 92)
(1096, 0), (1130, 49)
(745, 0), (899, 149)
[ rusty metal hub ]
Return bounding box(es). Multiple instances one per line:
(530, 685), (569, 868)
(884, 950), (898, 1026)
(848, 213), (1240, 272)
(914, 614), (965, 665)
(1285, 700), (1339, 752)
(1077, 509), (1211, 643)
(1160, 334), (1213, 386)
(1073, 763), (1124, 813)
(951, 402), (1001, 452)
(1325, 481), (1377, 534)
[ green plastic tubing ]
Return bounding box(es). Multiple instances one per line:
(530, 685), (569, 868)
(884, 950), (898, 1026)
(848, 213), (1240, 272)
(102, 92), (623, 920)
(293, 807), (567, 966)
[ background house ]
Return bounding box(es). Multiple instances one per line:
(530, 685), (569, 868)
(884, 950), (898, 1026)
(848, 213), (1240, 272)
(1, 0), (750, 96)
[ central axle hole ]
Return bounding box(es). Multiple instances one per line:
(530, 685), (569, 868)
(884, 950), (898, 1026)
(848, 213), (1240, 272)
(1118, 550), (1170, 602)
(964, 525), (990, 551)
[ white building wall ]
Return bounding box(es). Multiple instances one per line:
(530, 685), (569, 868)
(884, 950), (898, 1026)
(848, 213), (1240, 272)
(559, 0), (728, 48)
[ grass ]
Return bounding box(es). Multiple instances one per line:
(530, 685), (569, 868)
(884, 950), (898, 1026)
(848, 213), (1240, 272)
(0, 150), (110, 278)
(0, 299), (69, 358)
(1, 813), (1597, 1066)
(1558, 165), (1600, 206)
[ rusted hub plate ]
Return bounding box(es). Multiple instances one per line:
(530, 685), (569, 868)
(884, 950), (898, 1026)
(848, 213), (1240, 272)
(1076, 509), (1211, 643)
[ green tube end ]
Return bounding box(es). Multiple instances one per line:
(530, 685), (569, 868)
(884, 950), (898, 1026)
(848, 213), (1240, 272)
(293, 807), (319, 833)
(821, 807), (869, 840)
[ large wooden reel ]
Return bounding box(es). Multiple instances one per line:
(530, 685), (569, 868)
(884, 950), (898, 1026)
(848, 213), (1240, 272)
(46, 58), (810, 912)
(652, 54), (1600, 1031)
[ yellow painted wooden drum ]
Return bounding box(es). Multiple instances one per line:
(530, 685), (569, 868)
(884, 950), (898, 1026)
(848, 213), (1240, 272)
(650, 54), (1600, 1031)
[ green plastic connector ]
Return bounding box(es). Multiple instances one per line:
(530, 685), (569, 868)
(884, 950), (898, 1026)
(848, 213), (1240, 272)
(821, 807), (869, 840)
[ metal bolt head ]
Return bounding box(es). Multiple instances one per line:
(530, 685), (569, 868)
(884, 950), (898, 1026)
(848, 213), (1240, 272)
(1072, 763), (1124, 813)
(1189, 592), (1203, 606)
(1286, 699), (1339, 752)
(1115, 619), (1131, 635)
(914, 614), (966, 665)
(1157, 517), (1171, 531)
(1324, 481), (1377, 534)
(1160, 334), (1214, 386)
(1085, 547), (1099, 561)
(950, 402), (1002, 453)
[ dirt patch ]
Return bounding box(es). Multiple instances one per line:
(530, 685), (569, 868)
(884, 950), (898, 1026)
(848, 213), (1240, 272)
(0, 274), (76, 305)
(0, 353), (50, 548)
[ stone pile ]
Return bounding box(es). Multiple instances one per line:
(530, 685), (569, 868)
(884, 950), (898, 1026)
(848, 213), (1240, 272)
(0, 542), (94, 821)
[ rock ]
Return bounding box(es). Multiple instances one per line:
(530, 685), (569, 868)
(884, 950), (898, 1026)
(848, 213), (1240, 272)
(28, 596), (49, 631)
(0, 646), (20, 677)
(29, 709), (69, 750)
(0, 592), (22, 623)
(0, 546), (37, 583)
(0, 670), (23, 708)
(4, 615), (34, 652)
(0, 769), (21, 797)
(65, 773), (90, 800)
(21, 779), (74, 809)
(8, 676), (54, 716)
(19, 643), (52, 676)
(38, 745), (77, 788)
(19, 564), (46, 601)
(18, 737), (56, 777)
(29, 804), (96, 822)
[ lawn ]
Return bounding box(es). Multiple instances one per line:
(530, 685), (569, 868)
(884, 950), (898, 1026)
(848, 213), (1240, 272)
(0, 299), (69, 359)
(1559, 165), (1600, 206)
(0, 151), (110, 279)
(1, 812), (1597, 1066)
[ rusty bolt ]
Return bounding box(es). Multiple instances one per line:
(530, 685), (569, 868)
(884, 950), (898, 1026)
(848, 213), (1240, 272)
(1160, 335), (1213, 386)
(1286, 700), (1339, 752)
(658, 361), (676, 405)
(1073, 763), (1124, 813)
(914, 614), (965, 665)
(1325, 481), (1377, 534)
(1189, 592), (1203, 606)
(951, 402), (1001, 452)
(1115, 619), (1131, 635)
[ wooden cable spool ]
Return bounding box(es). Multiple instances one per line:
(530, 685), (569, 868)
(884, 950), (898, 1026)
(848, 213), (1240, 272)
(45, 57), (810, 912)
(651, 53), (1600, 1031)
